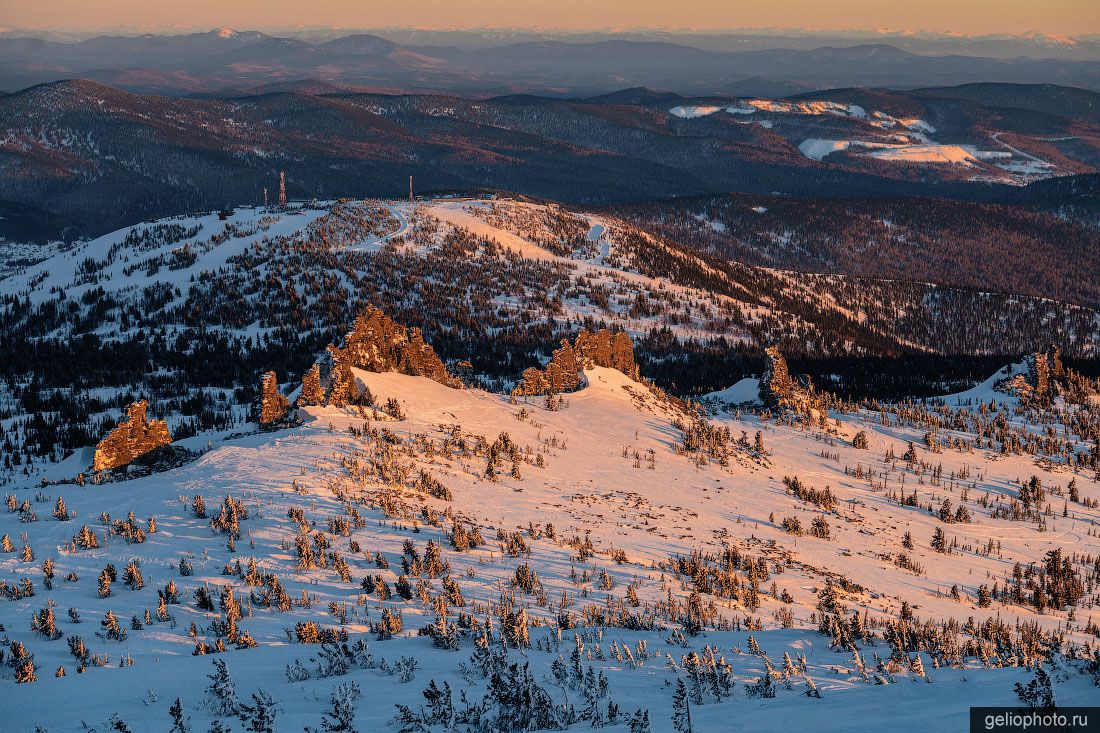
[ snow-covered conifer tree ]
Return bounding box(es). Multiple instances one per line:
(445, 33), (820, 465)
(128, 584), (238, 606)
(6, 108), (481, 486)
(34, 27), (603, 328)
(672, 678), (693, 732)
(204, 658), (239, 716)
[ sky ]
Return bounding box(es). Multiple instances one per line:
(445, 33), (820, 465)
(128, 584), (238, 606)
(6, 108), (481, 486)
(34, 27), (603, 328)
(1, 0), (1097, 37)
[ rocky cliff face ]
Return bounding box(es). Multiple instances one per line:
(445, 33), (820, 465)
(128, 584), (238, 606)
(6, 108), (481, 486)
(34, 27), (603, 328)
(514, 328), (638, 396)
(92, 401), (172, 471)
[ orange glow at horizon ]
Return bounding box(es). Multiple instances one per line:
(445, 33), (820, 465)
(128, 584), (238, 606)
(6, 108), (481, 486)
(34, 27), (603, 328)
(1, 0), (1097, 37)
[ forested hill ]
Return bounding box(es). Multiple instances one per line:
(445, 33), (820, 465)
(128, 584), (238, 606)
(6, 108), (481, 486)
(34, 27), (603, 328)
(613, 192), (1100, 307)
(1, 197), (1098, 484)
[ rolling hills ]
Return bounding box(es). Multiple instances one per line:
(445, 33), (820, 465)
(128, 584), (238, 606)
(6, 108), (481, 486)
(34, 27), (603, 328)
(1, 79), (1097, 245)
(1, 28), (1098, 95)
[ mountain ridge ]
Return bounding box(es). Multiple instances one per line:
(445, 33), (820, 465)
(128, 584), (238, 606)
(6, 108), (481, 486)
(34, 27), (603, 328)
(2, 78), (1096, 244)
(1, 31), (1098, 95)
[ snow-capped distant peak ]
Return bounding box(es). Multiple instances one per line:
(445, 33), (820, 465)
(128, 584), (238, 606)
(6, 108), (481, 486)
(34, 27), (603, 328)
(1021, 31), (1078, 46)
(214, 26), (239, 39)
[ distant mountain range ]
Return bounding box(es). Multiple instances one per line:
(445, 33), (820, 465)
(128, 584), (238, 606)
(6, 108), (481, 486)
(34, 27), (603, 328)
(6, 26), (1099, 58)
(0, 28), (1098, 95)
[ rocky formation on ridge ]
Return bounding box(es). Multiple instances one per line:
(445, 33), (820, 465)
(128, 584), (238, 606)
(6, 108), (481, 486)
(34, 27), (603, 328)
(324, 357), (372, 408)
(92, 401), (172, 471)
(257, 371), (290, 427)
(760, 345), (819, 414)
(293, 308), (462, 408)
(514, 328), (638, 396)
(330, 307), (461, 388)
(299, 364), (324, 406)
(1000, 347), (1100, 407)
(330, 305), (459, 387)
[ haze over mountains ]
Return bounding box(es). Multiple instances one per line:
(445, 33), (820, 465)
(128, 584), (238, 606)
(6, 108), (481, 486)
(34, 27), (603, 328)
(1, 27), (1099, 96)
(1, 25), (1097, 246)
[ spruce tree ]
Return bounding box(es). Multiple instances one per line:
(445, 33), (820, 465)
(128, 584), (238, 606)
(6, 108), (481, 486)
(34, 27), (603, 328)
(910, 654), (927, 679)
(320, 682), (360, 732)
(101, 610), (126, 641)
(672, 679), (693, 733)
(14, 656), (37, 683)
(422, 679), (455, 727)
(108, 714), (134, 732)
(238, 689), (277, 733)
(747, 672), (776, 698)
(1014, 664), (1056, 711)
(123, 561), (144, 590)
(168, 698), (190, 733)
(204, 658), (239, 716)
(75, 525), (99, 549)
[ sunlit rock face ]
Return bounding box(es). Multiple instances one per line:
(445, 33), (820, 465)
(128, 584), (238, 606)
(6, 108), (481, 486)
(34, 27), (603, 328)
(329, 307), (462, 389)
(514, 328), (638, 396)
(92, 400), (172, 471)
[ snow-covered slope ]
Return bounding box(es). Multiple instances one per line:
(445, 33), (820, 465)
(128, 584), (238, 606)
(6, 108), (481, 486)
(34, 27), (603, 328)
(668, 96), (1064, 185)
(2, 196), (1098, 490)
(3, 356), (1099, 730)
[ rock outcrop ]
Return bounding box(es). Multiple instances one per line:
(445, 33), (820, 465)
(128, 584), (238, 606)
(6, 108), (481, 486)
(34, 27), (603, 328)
(92, 401), (172, 471)
(299, 364), (324, 406)
(760, 346), (818, 413)
(514, 328), (638, 396)
(333, 307), (460, 387)
(999, 347), (1099, 406)
(325, 356), (372, 407)
(312, 308), (461, 406)
(257, 371), (290, 427)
